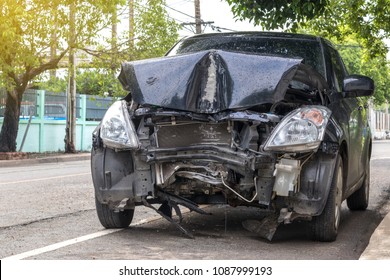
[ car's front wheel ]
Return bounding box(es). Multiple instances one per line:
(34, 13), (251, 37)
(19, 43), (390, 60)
(95, 197), (134, 228)
(311, 155), (343, 242)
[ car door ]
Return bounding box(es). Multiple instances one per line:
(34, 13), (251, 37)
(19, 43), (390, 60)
(327, 45), (365, 188)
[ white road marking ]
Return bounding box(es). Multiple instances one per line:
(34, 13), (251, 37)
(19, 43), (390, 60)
(1, 215), (164, 260)
(2, 229), (122, 260)
(0, 173), (90, 185)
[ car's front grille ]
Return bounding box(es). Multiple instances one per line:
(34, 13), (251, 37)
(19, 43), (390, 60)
(156, 122), (231, 148)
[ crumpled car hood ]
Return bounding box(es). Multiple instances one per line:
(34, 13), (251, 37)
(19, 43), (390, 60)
(119, 50), (328, 114)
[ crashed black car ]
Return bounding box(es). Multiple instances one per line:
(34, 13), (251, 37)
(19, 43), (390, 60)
(91, 32), (374, 242)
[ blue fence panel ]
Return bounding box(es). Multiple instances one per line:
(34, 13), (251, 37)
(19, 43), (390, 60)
(86, 96), (113, 121)
(0, 90), (106, 152)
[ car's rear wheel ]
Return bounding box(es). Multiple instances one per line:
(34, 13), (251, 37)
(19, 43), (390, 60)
(95, 197), (134, 228)
(311, 155), (343, 242)
(347, 160), (370, 210)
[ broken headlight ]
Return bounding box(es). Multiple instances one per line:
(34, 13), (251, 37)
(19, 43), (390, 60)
(100, 100), (140, 149)
(264, 106), (331, 152)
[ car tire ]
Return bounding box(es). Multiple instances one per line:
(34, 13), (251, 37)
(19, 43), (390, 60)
(95, 197), (134, 229)
(347, 160), (369, 210)
(311, 155), (343, 242)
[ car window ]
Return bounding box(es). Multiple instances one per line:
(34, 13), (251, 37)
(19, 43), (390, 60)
(168, 36), (326, 78)
(45, 105), (65, 115)
(328, 46), (347, 92)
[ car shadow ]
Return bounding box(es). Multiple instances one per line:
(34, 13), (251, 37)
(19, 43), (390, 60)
(112, 204), (384, 259)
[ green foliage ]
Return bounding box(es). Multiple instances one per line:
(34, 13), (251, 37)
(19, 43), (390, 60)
(225, 0), (390, 58)
(0, 0), (179, 96)
(63, 0), (180, 97)
(225, 0), (329, 30)
(0, 0), (62, 90)
(34, 0), (180, 97)
(133, 0), (180, 60)
(0, 0), (125, 152)
(225, 0), (390, 104)
(336, 43), (390, 105)
(35, 69), (125, 97)
(297, 0), (390, 58)
(34, 77), (67, 93)
(0, 0), (123, 92)
(75, 69), (124, 97)
(295, 26), (390, 105)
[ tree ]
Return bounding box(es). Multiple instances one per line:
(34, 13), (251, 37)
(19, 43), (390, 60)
(0, 0), (67, 152)
(225, 0), (329, 30)
(35, 0), (180, 99)
(75, 0), (180, 95)
(83, 0), (180, 64)
(225, 0), (390, 58)
(0, 0), (122, 152)
(333, 36), (390, 104)
(297, 0), (390, 58)
(225, 0), (390, 103)
(133, 0), (180, 60)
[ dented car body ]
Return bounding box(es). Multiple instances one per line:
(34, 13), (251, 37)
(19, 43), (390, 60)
(91, 32), (374, 241)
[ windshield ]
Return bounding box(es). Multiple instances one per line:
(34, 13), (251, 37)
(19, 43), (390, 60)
(168, 35), (325, 78)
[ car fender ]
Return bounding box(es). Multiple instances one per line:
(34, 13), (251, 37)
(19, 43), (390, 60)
(284, 152), (338, 216)
(91, 146), (137, 207)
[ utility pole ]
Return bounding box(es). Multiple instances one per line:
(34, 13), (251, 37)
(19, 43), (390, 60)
(194, 0), (201, 34)
(182, 0), (213, 34)
(65, 1), (76, 153)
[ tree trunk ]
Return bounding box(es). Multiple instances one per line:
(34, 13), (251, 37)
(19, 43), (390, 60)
(65, 1), (76, 153)
(0, 90), (22, 152)
(129, 0), (134, 48)
(65, 49), (76, 153)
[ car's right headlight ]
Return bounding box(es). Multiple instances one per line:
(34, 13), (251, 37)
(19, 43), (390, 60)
(264, 106), (331, 152)
(100, 100), (140, 149)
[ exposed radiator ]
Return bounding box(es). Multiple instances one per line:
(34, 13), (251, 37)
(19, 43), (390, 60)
(156, 122), (231, 148)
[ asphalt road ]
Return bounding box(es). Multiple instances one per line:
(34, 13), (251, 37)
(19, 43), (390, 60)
(1, 141), (390, 260)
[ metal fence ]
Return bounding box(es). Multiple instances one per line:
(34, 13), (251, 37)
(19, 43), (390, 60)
(0, 90), (115, 152)
(372, 110), (390, 140)
(0, 90), (113, 121)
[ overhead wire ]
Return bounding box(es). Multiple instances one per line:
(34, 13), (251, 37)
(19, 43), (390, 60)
(163, 3), (196, 19)
(164, 2), (238, 33)
(118, 1), (238, 35)
(118, 1), (195, 34)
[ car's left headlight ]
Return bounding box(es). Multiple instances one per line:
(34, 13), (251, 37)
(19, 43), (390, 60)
(264, 106), (331, 152)
(100, 100), (140, 149)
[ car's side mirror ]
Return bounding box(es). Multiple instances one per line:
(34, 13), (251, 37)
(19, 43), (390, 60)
(342, 75), (374, 98)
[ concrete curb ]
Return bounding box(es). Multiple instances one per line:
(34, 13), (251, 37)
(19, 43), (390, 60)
(0, 153), (90, 168)
(359, 212), (390, 260)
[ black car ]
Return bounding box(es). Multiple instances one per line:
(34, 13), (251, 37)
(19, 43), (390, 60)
(91, 32), (374, 242)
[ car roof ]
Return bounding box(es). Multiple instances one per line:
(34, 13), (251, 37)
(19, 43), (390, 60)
(183, 31), (322, 42)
